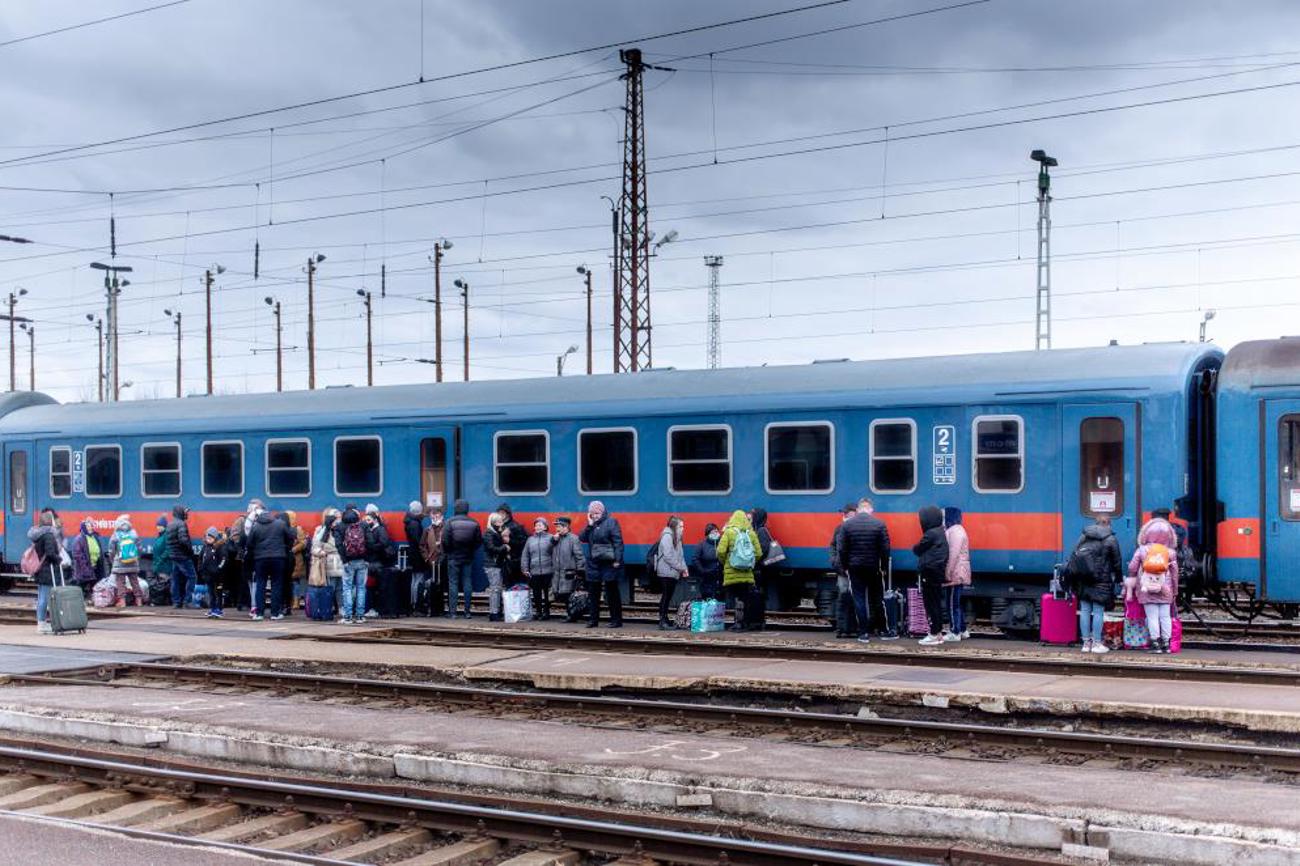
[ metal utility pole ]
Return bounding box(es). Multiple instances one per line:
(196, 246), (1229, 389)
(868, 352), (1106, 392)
(577, 265), (594, 375)
(164, 308), (182, 398)
(616, 48), (670, 373)
(18, 324), (33, 391)
(1031, 149), (1057, 351)
(356, 289), (373, 387)
(6, 288), (26, 391)
(306, 254), (325, 389)
(264, 297), (283, 392)
(455, 278), (469, 381)
(90, 262), (132, 401)
(85, 314), (103, 401)
(601, 196), (622, 372)
(202, 265), (224, 395)
(429, 239), (452, 382)
(704, 256), (723, 369)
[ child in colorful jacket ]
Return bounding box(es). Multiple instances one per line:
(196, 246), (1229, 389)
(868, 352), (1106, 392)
(1126, 518), (1180, 654)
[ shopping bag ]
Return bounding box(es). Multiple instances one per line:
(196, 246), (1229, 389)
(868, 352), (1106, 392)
(1168, 617), (1182, 654)
(1102, 614), (1125, 650)
(91, 577), (117, 609)
(690, 599), (725, 633)
(1123, 598), (1150, 649)
(503, 588), (532, 623)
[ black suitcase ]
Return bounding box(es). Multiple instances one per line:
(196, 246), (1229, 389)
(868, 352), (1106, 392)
(881, 557), (905, 638)
(375, 567), (408, 618)
(739, 585), (766, 631)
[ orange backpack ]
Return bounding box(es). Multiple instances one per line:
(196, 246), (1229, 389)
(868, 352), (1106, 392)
(1142, 544), (1170, 575)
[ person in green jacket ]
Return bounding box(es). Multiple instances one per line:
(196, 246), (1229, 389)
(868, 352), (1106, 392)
(151, 514), (172, 604)
(715, 510), (762, 631)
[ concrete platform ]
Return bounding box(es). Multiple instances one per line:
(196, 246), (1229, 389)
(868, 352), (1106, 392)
(462, 649), (1300, 731)
(0, 682), (1295, 865)
(0, 811), (291, 864)
(0, 644), (164, 675)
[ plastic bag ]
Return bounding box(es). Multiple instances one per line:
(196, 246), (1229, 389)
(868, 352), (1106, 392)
(503, 588), (532, 623)
(690, 599), (725, 633)
(91, 577), (117, 609)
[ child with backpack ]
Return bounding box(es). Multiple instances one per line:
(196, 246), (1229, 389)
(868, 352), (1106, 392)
(715, 510), (762, 632)
(1127, 517), (1180, 654)
(107, 515), (145, 606)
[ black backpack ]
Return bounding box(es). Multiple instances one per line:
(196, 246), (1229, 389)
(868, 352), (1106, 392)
(1065, 537), (1101, 588)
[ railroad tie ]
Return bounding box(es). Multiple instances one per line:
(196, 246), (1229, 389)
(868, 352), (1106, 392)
(92, 797), (188, 827)
(390, 837), (502, 866)
(197, 810), (307, 843)
(0, 775), (40, 796)
(23, 788), (135, 818)
(136, 802), (243, 834)
(259, 818), (367, 852)
(496, 850), (581, 866)
(0, 782), (91, 810)
(329, 827), (433, 862)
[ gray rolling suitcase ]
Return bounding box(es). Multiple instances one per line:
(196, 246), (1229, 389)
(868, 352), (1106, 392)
(49, 562), (87, 635)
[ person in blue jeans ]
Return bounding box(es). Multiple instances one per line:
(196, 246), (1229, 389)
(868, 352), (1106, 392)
(332, 504), (372, 624)
(1069, 515), (1123, 654)
(441, 499), (483, 618)
(165, 506), (198, 609)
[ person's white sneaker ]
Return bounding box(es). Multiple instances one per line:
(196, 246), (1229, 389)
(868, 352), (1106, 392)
(1091, 643), (1110, 654)
(959, 630), (971, 640)
(250, 614), (263, 621)
(271, 614), (284, 621)
(941, 631), (960, 643)
(918, 634), (944, 646)
(1081, 640), (1093, 653)
(36, 621), (52, 635)
(338, 617), (351, 624)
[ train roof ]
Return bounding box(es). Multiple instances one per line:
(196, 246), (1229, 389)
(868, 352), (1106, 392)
(1219, 337), (1300, 391)
(0, 342), (1220, 436)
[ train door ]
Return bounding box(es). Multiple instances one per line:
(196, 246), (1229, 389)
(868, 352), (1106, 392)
(417, 427), (459, 513)
(1061, 404), (1139, 554)
(2, 440), (32, 566)
(1263, 401), (1300, 601)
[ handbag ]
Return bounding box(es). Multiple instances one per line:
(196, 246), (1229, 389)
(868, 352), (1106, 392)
(1123, 598), (1149, 649)
(762, 539), (787, 567)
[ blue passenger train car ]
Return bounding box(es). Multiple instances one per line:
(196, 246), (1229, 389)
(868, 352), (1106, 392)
(0, 341), (1226, 628)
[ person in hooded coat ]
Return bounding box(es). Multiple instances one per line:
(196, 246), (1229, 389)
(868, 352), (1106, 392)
(942, 506), (972, 641)
(715, 510), (761, 631)
(749, 507), (773, 587)
(1069, 515), (1123, 653)
(912, 505), (950, 646)
(29, 510), (66, 633)
(106, 514), (145, 607)
(1127, 517), (1180, 653)
(691, 522), (723, 601)
(67, 517), (106, 595)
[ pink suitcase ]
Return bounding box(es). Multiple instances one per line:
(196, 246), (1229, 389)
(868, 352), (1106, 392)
(906, 587), (929, 636)
(1040, 593), (1078, 645)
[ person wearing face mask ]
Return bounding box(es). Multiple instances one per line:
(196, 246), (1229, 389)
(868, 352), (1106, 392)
(655, 516), (689, 630)
(692, 523), (723, 601)
(418, 509), (446, 617)
(552, 516), (585, 618)
(579, 500), (624, 628)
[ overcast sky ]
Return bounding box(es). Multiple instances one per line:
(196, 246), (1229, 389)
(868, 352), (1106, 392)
(3, 0), (1300, 401)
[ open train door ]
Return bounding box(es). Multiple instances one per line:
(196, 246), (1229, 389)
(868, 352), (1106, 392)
(1061, 404), (1140, 558)
(417, 426), (460, 514)
(1262, 401), (1300, 602)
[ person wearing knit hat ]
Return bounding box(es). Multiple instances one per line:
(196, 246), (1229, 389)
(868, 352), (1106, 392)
(404, 501), (429, 612)
(522, 516), (556, 620)
(151, 515), (173, 601)
(365, 503), (380, 516)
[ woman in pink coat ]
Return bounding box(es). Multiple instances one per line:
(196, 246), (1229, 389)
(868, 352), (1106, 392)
(1127, 518), (1179, 653)
(943, 506), (972, 641)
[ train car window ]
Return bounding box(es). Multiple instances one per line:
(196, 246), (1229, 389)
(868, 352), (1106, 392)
(870, 420), (916, 494)
(1280, 415), (1300, 521)
(267, 439), (311, 497)
(972, 416), (1023, 493)
(335, 436), (383, 497)
(202, 441), (244, 498)
(85, 445), (122, 498)
(578, 428), (637, 494)
(495, 432), (549, 495)
(1079, 418), (1123, 516)
(668, 426), (731, 495)
(49, 447), (71, 499)
(420, 438), (447, 510)
(9, 451), (27, 515)
(141, 443), (181, 498)
(766, 422), (834, 493)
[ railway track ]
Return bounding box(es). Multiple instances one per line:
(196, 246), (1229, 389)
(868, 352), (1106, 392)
(11, 661), (1300, 776)
(0, 738), (1038, 866)
(290, 623), (1300, 686)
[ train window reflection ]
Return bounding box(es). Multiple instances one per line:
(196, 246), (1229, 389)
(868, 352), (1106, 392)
(1280, 416), (1300, 521)
(973, 416), (1023, 493)
(1080, 418), (1123, 516)
(85, 445), (122, 498)
(335, 436), (382, 497)
(870, 420), (916, 494)
(495, 431), (549, 495)
(579, 428), (636, 494)
(766, 422), (833, 494)
(669, 426), (731, 494)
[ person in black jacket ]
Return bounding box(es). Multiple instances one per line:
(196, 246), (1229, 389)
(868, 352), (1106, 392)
(441, 499), (482, 618)
(579, 500), (624, 628)
(28, 511), (64, 634)
(691, 522), (723, 601)
(1070, 516), (1124, 653)
(199, 528), (228, 619)
(166, 505), (197, 610)
(836, 498), (893, 643)
(912, 505), (950, 646)
(246, 510), (295, 621)
(496, 503), (527, 581)
(404, 501), (426, 578)
(333, 504), (371, 623)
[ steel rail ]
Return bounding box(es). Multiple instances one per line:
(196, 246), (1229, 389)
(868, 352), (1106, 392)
(14, 662), (1300, 773)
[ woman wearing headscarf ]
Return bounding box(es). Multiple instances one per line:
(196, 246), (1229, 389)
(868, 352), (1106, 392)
(655, 515), (688, 630)
(579, 501), (624, 628)
(67, 517), (107, 596)
(106, 514), (145, 608)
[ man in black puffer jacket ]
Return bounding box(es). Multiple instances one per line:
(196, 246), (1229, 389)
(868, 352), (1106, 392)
(442, 500), (483, 618)
(245, 510), (295, 621)
(836, 498), (892, 642)
(166, 505), (197, 610)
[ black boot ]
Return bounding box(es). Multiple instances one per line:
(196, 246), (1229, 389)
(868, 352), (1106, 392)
(658, 619), (674, 631)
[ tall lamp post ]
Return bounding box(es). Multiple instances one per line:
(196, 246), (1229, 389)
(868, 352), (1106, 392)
(89, 262), (133, 401)
(163, 308), (182, 398)
(85, 314), (104, 401)
(356, 289), (373, 387)
(6, 288), (27, 391)
(305, 253), (325, 390)
(556, 344), (578, 377)
(428, 239), (452, 382)
(1199, 309), (1217, 343)
(454, 278), (469, 382)
(17, 323), (33, 391)
(576, 265), (593, 375)
(264, 297), (283, 392)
